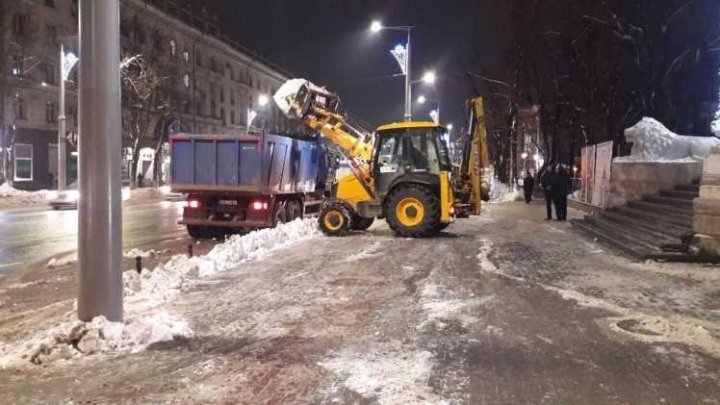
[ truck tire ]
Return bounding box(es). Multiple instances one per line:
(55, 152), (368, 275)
(350, 215), (375, 231)
(274, 202), (287, 226)
(385, 184), (441, 237)
(319, 203), (351, 236)
(286, 200), (302, 221)
(187, 225), (210, 239)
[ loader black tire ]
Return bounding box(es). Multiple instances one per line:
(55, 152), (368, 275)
(319, 203), (352, 236)
(350, 215), (375, 231)
(385, 184), (441, 237)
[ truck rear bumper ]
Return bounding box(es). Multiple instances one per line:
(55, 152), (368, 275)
(179, 218), (271, 229)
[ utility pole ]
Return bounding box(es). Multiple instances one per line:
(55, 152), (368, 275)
(404, 29), (412, 122)
(77, 0), (123, 322)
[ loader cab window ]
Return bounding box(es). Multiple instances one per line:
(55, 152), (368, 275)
(374, 127), (448, 175)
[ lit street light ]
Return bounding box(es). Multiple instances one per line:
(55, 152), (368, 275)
(369, 20), (414, 121)
(258, 93), (270, 107)
(447, 123), (454, 131)
(422, 71), (436, 84)
(417, 95), (426, 104)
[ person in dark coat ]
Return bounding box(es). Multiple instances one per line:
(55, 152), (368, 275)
(540, 166), (555, 220)
(522, 172), (535, 203)
(552, 165), (572, 221)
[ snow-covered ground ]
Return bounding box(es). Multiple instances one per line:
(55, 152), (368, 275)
(0, 219), (320, 367)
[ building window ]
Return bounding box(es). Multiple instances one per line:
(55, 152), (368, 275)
(14, 144), (33, 182)
(230, 89), (235, 105)
(195, 50), (202, 67)
(45, 63), (57, 85)
(14, 95), (26, 120)
(182, 73), (190, 88)
(169, 39), (177, 57)
(221, 108), (225, 125)
(220, 87), (225, 103)
(46, 101), (57, 123)
(181, 49), (190, 63)
(230, 110), (235, 125)
(183, 101), (191, 114)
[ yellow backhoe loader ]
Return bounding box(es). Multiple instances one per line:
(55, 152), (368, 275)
(273, 79), (490, 237)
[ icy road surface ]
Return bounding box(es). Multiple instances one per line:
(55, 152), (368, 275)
(0, 201), (186, 275)
(1, 201), (719, 403)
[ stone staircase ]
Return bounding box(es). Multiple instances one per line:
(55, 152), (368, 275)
(571, 181), (712, 262)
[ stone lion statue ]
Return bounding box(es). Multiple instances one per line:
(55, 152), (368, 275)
(619, 117), (720, 162)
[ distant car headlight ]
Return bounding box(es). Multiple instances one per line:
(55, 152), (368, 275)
(122, 188), (131, 201)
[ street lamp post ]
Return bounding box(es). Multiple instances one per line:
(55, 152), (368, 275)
(77, 0), (123, 322)
(58, 44), (78, 190)
(371, 21), (414, 121)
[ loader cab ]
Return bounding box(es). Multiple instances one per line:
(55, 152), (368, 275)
(372, 122), (451, 197)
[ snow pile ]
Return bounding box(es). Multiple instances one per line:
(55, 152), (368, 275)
(617, 117), (720, 163)
(123, 248), (164, 258)
(197, 218), (320, 277)
(123, 218), (319, 303)
(19, 311), (192, 365)
(489, 180), (521, 203)
(321, 343), (439, 404)
(0, 183), (51, 203)
(47, 256), (77, 268)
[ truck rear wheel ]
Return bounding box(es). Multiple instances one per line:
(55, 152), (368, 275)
(350, 215), (375, 231)
(385, 185), (441, 237)
(286, 200), (302, 221)
(274, 202), (287, 226)
(187, 225), (211, 239)
(319, 203), (351, 236)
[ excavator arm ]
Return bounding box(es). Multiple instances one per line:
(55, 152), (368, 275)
(274, 79), (376, 198)
(455, 97), (491, 216)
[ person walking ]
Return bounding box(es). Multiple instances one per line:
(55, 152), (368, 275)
(552, 165), (572, 221)
(523, 172), (535, 203)
(540, 166), (555, 220)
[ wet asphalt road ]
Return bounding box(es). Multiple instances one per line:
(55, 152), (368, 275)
(0, 201), (187, 275)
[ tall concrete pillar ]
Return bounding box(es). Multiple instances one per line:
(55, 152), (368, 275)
(77, 0), (123, 322)
(693, 148), (720, 259)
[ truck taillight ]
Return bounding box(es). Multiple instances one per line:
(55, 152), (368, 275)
(187, 199), (201, 209)
(251, 201), (268, 211)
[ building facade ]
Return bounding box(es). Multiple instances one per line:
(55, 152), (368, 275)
(0, 0), (292, 190)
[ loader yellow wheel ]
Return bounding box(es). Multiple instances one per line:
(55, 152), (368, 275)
(386, 184), (441, 237)
(319, 203), (351, 236)
(395, 197), (425, 227)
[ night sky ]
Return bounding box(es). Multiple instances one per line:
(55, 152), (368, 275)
(195, 0), (513, 130)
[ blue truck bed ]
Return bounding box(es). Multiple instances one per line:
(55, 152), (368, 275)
(169, 133), (329, 238)
(170, 133), (326, 194)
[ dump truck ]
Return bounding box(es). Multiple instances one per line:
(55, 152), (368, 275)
(169, 132), (331, 239)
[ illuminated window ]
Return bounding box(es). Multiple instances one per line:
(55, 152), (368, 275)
(169, 40), (177, 57)
(182, 73), (190, 88)
(14, 143), (33, 181)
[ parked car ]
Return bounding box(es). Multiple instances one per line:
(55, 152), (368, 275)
(48, 181), (131, 209)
